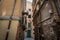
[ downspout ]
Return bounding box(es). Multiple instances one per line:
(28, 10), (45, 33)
(5, 0), (16, 40)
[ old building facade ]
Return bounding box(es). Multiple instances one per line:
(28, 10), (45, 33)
(32, 0), (60, 40)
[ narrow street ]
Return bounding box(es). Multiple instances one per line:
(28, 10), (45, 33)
(0, 0), (60, 40)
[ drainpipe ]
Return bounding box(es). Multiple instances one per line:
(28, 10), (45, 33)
(5, 0), (16, 40)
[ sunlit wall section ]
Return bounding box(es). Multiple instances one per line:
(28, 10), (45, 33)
(0, 20), (9, 40)
(8, 21), (19, 40)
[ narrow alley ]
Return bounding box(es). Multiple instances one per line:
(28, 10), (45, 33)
(0, 0), (60, 40)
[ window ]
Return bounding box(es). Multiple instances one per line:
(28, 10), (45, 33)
(29, 9), (31, 11)
(28, 15), (31, 18)
(28, 23), (31, 28)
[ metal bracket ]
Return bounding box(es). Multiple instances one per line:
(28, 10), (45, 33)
(0, 16), (20, 20)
